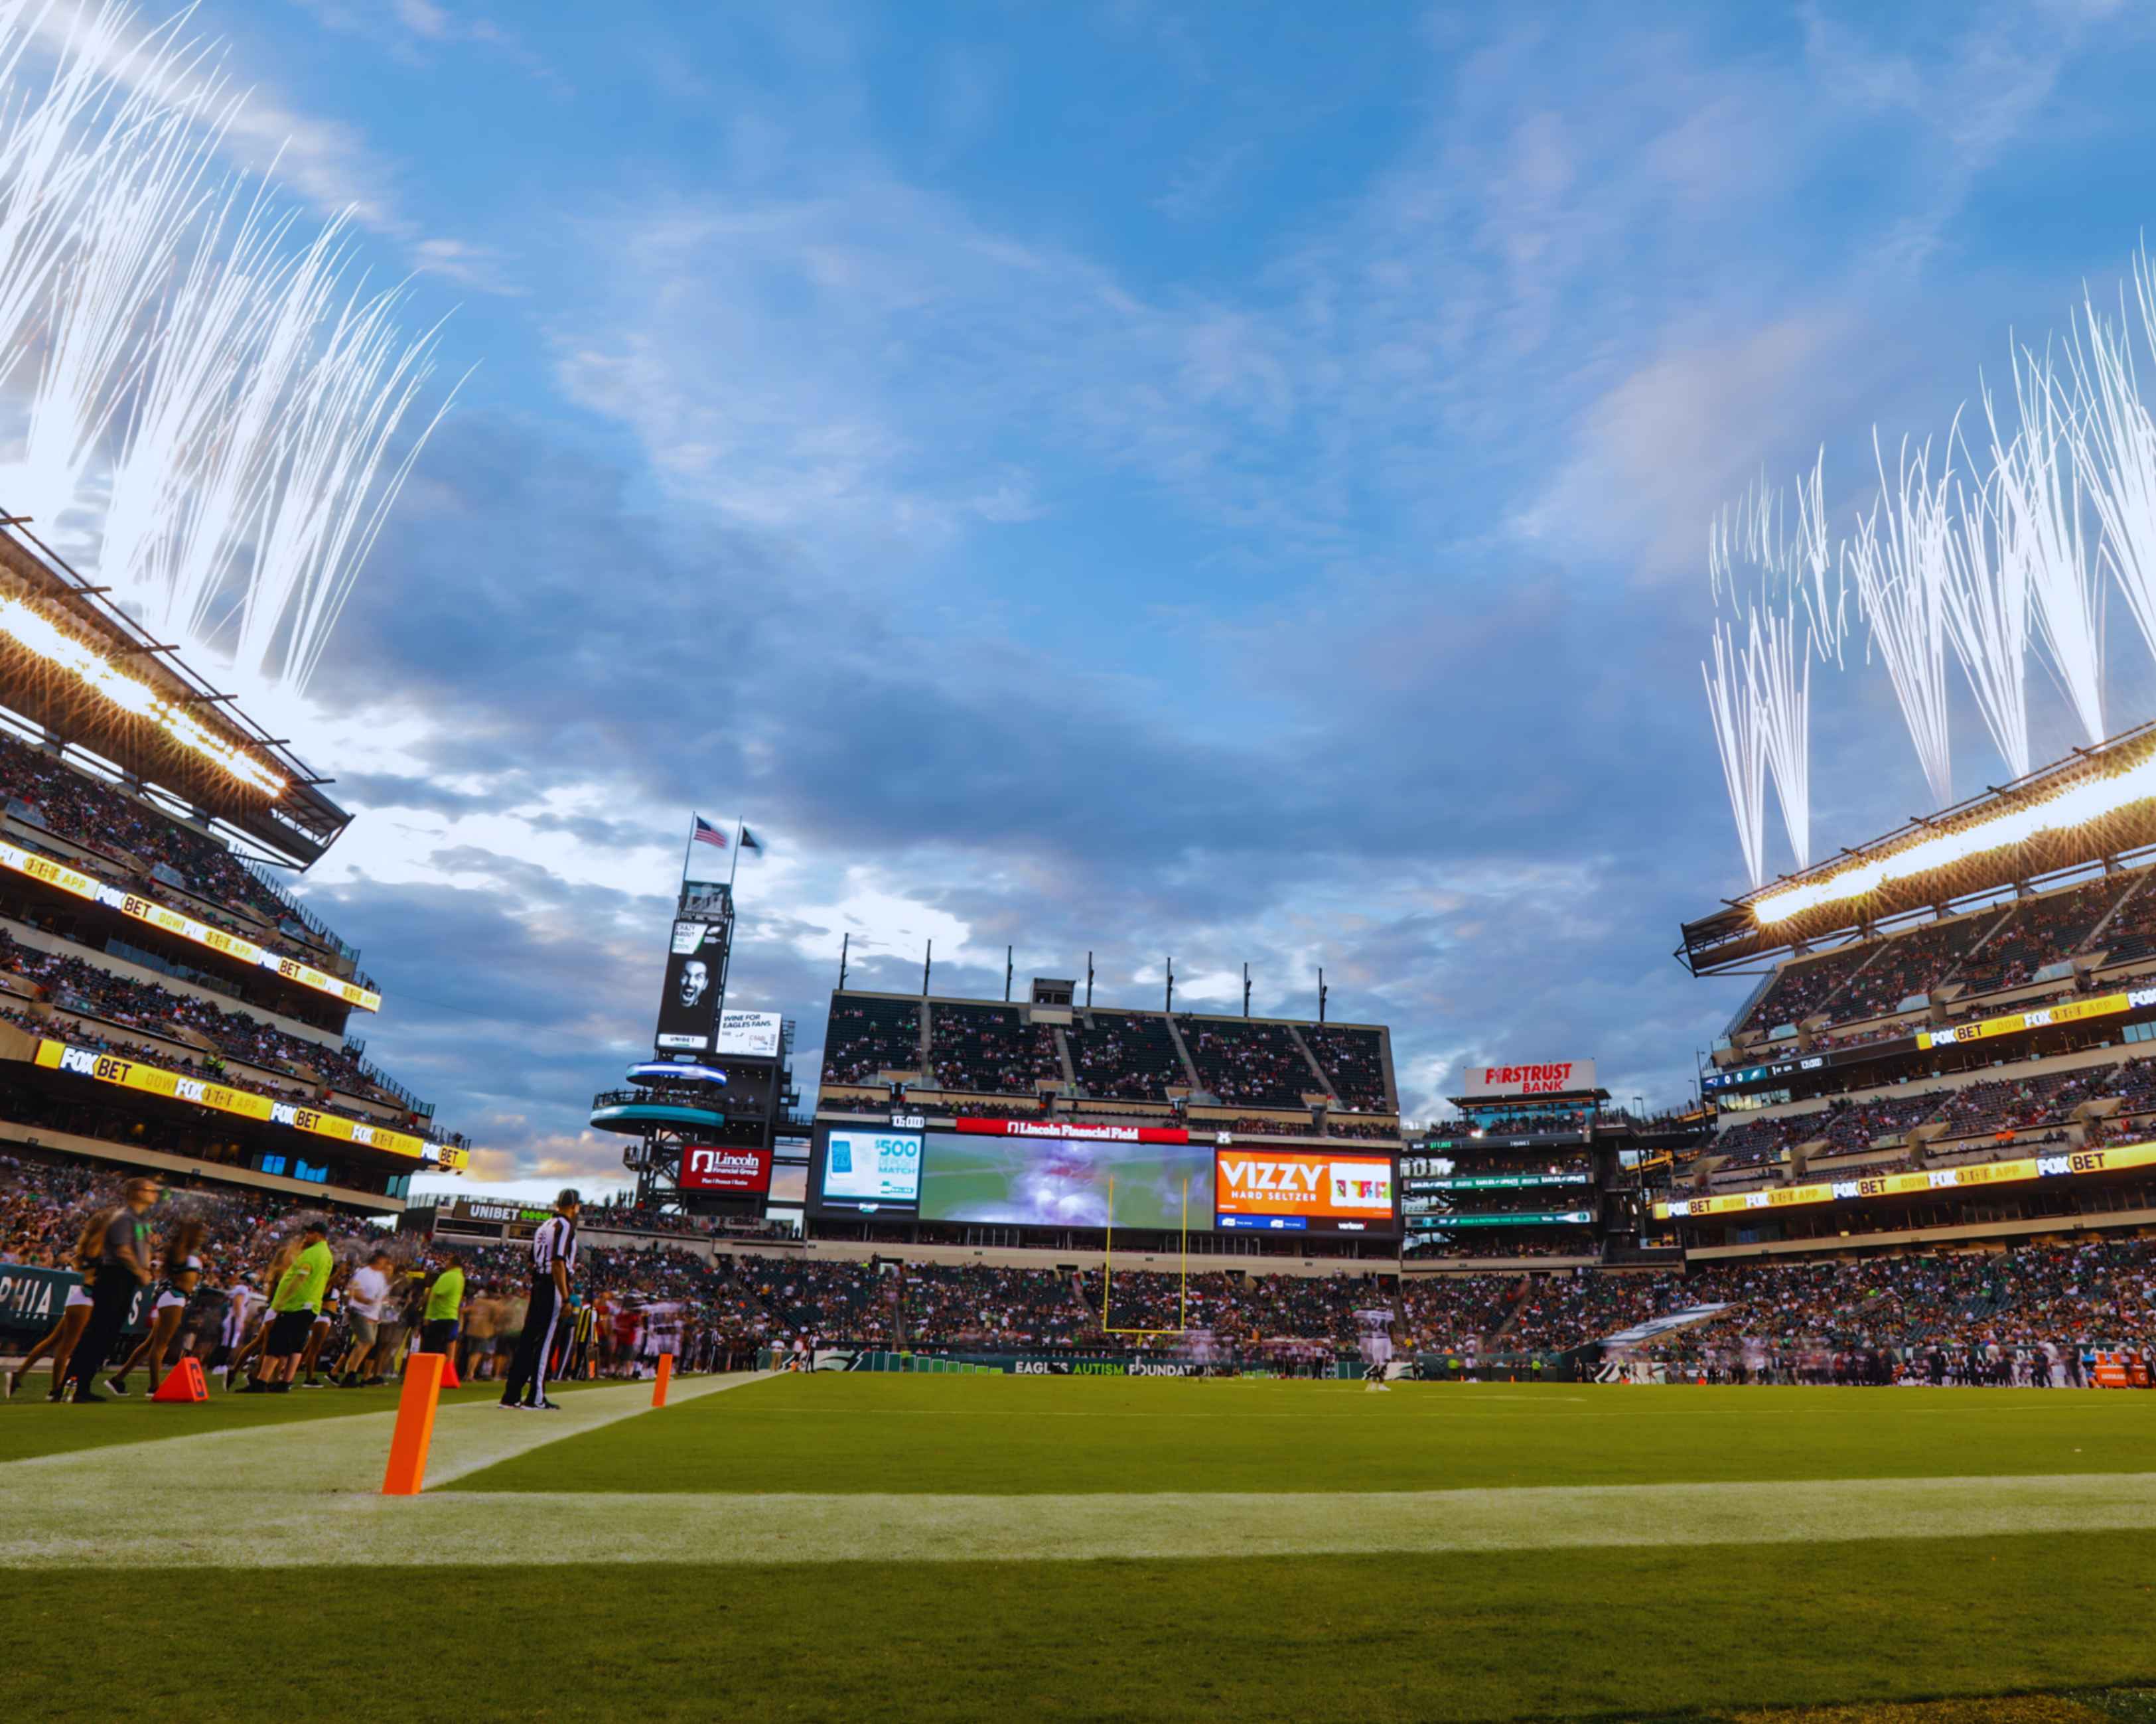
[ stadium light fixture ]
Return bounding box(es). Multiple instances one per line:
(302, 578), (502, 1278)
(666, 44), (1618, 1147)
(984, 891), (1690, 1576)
(1751, 751), (2156, 926)
(0, 595), (287, 796)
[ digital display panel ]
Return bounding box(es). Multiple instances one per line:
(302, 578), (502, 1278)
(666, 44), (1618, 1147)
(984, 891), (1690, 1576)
(812, 1127), (922, 1213)
(714, 1010), (783, 1058)
(1212, 1149), (1397, 1234)
(917, 1130), (1212, 1230)
(653, 918), (727, 1053)
(678, 1144), (773, 1194)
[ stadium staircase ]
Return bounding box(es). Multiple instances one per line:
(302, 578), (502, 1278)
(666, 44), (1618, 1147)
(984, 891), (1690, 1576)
(1162, 1013), (1203, 1092)
(2084, 869), (2155, 957)
(1484, 1277), (1534, 1349)
(1066, 1269), (1094, 1331)
(1052, 1026), (1078, 1089)
(1285, 1025), (1337, 1102)
(1777, 940), (1887, 1032)
(1936, 907), (2017, 993)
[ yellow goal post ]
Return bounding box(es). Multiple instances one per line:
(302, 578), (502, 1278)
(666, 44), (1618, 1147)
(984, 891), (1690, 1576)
(1099, 1173), (1190, 1338)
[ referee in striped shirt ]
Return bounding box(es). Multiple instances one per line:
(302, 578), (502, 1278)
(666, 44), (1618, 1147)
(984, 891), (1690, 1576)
(500, 1188), (579, 1411)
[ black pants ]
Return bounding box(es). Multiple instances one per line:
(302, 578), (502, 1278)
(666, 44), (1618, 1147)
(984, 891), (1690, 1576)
(66, 1273), (137, 1397)
(501, 1280), (561, 1406)
(420, 1319), (458, 1356)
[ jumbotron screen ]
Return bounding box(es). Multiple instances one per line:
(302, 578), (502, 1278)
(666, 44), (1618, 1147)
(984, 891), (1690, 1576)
(809, 1127), (923, 1215)
(1212, 1149), (1397, 1235)
(916, 1130), (1212, 1230)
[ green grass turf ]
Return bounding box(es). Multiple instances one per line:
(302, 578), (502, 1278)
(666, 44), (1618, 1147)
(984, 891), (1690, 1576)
(3, 1532), (2152, 1722)
(0, 1374), (601, 1463)
(449, 1374), (2156, 1496)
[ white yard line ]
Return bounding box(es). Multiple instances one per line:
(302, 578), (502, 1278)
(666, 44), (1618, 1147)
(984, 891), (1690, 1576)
(1, 1370), (770, 1496)
(0, 1448), (2150, 1567)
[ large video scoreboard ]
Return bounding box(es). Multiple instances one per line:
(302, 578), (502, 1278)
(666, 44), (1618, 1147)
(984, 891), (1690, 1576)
(808, 1120), (1398, 1235)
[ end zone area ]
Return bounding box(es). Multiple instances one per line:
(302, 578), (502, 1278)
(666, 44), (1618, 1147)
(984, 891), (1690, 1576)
(4, 1372), (2155, 1723)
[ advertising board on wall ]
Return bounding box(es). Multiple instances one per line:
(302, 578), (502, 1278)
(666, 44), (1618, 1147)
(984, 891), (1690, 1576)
(1456, 1059), (1597, 1099)
(1654, 1137), (2156, 1221)
(678, 1143), (774, 1194)
(654, 918), (728, 1052)
(713, 1010), (784, 1059)
(1212, 1150), (1396, 1234)
(813, 1128), (922, 1213)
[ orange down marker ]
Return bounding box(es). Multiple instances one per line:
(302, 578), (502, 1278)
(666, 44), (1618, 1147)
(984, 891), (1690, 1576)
(652, 1351), (673, 1409)
(151, 1358), (208, 1403)
(382, 1351), (446, 1496)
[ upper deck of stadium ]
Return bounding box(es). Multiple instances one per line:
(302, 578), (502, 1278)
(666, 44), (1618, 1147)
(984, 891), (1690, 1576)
(815, 982), (1400, 1140)
(0, 521), (463, 1212)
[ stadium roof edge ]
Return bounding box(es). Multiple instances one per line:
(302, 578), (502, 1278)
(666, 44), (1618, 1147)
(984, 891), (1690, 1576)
(826, 984), (1388, 1031)
(1678, 719), (2156, 976)
(0, 518), (348, 867)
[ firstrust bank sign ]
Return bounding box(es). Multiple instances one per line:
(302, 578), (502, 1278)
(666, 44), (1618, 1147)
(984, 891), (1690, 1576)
(1458, 1058), (1597, 1099)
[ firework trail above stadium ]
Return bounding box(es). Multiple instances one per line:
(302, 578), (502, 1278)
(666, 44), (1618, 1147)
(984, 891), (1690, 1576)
(0, 0), (461, 711)
(1699, 245), (2156, 897)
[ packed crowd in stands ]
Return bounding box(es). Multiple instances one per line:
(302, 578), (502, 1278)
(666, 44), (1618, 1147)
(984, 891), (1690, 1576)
(1739, 940), (1877, 1035)
(1952, 878), (2124, 995)
(1178, 1019), (1312, 1108)
(1739, 868), (2156, 1047)
(1206, 1113), (1317, 1137)
(0, 728), (332, 949)
(1824, 912), (2003, 1025)
(1694, 1055), (2156, 1190)
(928, 1002), (1060, 1096)
(1405, 1234), (1591, 1261)
(582, 1200), (718, 1238)
(2088, 877), (2156, 968)
(1301, 1025), (1390, 1112)
(1325, 1116), (1400, 1139)
(1064, 1011), (1188, 1100)
(0, 929), (390, 1100)
(900, 1263), (1082, 1348)
(4, 1148), (2155, 1378)
(0, 1001), (323, 1108)
(1443, 1108), (1591, 1138)
(1815, 1088), (1945, 1154)
(819, 997), (922, 1085)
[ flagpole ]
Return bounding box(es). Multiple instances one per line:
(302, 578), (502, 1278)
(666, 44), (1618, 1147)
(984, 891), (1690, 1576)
(680, 813), (698, 889)
(728, 816), (743, 892)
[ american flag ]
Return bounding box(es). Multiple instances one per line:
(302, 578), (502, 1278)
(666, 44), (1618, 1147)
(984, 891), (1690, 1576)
(691, 816), (729, 851)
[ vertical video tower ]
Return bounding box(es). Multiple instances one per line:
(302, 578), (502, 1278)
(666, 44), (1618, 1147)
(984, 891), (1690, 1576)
(589, 869), (797, 1214)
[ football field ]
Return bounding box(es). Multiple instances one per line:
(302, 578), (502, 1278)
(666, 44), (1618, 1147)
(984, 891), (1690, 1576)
(3, 1370), (2155, 1722)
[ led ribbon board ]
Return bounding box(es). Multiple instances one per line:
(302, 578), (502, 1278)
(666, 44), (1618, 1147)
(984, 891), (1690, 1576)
(33, 1039), (461, 1169)
(0, 837), (379, 1011)
(1916, 985), (2156, 1050)
(1654, 1139), (2156, 1220)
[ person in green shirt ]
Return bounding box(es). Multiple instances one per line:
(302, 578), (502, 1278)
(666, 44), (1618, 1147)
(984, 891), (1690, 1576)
(420, 1259), (467, 1366)
(254, 1222), (332, 1394)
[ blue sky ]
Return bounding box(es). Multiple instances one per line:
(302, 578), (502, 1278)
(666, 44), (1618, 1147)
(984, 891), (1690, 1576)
(88, 0), (2156, 1198)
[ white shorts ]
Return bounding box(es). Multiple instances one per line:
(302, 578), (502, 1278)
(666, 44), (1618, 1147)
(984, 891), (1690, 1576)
(1360, 1338), (1394, 1366)
(64, 1285), (92, 1312)
(154, 1291), (187, 1313)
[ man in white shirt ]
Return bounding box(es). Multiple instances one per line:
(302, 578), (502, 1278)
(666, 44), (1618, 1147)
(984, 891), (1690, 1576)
(337, 1250), (394, 1388)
